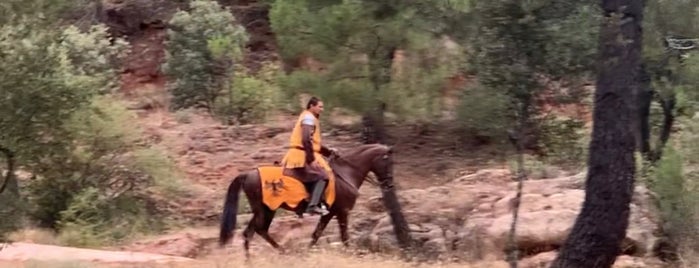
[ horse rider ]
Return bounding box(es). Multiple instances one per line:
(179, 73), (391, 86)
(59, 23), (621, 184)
(281, 96), (337, 216)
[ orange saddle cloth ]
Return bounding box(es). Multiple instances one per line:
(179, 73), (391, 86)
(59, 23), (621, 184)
(257, 166), (336, 211)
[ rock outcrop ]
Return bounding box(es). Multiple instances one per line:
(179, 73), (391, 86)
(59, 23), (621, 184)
(349, 169), (662, 265)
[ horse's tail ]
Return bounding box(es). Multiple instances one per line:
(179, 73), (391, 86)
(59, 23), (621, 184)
(219, 172), (246, 247)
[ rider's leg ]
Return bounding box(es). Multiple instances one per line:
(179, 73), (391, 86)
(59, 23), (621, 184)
(305, 171), (329, 216)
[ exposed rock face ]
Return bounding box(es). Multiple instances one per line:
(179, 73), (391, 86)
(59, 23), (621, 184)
(349, 169), (661, 264)
(102, 0), (179, 38)
(185, 168), (660, 266)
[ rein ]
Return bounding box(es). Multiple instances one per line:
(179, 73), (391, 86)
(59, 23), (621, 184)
(329, 153), (383, 188)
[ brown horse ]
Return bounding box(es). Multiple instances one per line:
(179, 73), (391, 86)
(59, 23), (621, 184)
(218, 143), (394, 257)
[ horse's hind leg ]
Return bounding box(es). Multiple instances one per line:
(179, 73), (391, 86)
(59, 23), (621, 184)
(255, 207), (284, 253)
(243, 216), (257, 259)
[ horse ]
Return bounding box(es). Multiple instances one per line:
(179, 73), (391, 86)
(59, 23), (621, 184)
(218, 143), (395, 257)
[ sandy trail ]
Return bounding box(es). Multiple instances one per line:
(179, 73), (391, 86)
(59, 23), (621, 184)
(0, 242), (193, 267)
(0, 241), (507, 268)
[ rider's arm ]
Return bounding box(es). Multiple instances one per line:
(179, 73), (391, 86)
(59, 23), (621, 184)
(301, 113), (316, 164)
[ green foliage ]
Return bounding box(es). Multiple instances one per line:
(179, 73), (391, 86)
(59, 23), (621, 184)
(0, 0), (86, 25)
(463, 0), (596, 155)
(0, 15), (182, 243)
(56, 187), (150, 247)
(455, 84), (513, 143)
(647, 145), (699, 251)
(0, 21), (94, 167)
(59, 25), (130, 93)
(26, 96), (183, 246)
(163, 0), (248, 110)
(537, 115), (587, 167)
(0, 21), (131, 241)
(214, 63), (284, 124)
(270, 0), (464, 122)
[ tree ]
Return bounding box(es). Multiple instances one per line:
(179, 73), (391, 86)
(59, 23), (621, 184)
(270, 0), (466, 144)
(637, 0), (699, 164)
(163, 0), (248, 111)
(462, 0), (597, 163)
(549, 0), (643, 267)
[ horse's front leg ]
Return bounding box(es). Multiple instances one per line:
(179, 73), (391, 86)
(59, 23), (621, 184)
(309, 212), (335, 247)
(337, 211), (350, 247)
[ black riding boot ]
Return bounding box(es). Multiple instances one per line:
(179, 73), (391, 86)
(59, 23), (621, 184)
(306, 179), (329, 216)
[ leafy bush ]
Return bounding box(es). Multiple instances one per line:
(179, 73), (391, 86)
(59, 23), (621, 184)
(0, 19), (184, 245)
(537, 115), (587, 168)
(455, 84), (514, 144)
(647, 146), (699, 256)
(26, 96), (180, 246)
(214, 62), (284, 124)
(163, 0), (248, 110)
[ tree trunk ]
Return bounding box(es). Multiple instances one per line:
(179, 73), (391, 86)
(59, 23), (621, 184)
(637, 64), (653, 159)
(362, 47), (395, 144)
(650, 95), (675, 162)
(380, 184), (414, 252)
(549, 0), (643, 267)
(0, 147), (15, 195)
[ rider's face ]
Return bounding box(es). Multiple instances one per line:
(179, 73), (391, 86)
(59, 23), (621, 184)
(310, 101), (324, 115)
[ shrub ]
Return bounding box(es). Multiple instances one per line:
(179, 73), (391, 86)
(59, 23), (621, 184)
(214, 62), (284, 124)
(455, 84), (514, 144)
(163, 0), (248, 110)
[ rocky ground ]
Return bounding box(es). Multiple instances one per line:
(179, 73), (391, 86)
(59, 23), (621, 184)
(0, 107), (668, 268)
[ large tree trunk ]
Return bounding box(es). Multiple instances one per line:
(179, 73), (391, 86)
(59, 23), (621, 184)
(0, 147), (15, 195)
(549, 0), (643, 267)
(362, 47), (395, 144)
(380, 184), (414, 251)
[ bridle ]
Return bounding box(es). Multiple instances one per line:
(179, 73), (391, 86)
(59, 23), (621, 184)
(328, 152), (392, 190)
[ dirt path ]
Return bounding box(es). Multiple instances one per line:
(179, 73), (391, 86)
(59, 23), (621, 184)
(0, 241), (509, 268)
(0, 242), (192, 266)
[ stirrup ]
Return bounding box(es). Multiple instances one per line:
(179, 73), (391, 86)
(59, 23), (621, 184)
(307, 204), (329, 216)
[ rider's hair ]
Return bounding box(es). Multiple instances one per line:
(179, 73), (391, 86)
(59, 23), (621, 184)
(306, 96), (321, 109)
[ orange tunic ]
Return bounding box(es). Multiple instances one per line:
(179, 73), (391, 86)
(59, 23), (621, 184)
(281, 110), (333, 178)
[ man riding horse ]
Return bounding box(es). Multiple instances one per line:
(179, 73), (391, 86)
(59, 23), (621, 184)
(280, 96), (337, 216)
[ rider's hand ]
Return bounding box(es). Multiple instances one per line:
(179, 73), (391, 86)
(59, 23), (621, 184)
(311, 161), (323, 170)
(328, 147), (339, 156)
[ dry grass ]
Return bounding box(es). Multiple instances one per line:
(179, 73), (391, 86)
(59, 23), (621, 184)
(7, 228), (61, 246)
(0, 249), (511, 268)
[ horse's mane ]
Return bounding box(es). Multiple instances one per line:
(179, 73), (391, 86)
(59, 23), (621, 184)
(327, 144), (391, 197)
(336, 144), (390, 164)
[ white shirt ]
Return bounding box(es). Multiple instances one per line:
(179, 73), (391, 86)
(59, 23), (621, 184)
(301, 113), (316, 126)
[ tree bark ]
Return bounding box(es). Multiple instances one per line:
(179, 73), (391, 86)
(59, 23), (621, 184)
(0, 146), (15, 195)
(549, 0), (643, 267)
(362, 47), (395, 144)
(636, 64), (653, 159)
(380, 184), (414, 251)
(650, 95), (675, 162)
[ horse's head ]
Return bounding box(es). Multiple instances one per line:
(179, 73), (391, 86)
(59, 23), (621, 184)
(366, 144), (395, 189)
(331, 144), (395, 190)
